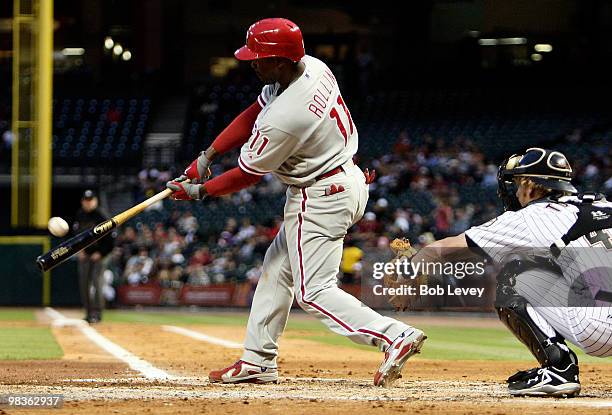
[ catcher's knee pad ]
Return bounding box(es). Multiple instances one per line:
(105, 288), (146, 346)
(497, 296), (571, 367)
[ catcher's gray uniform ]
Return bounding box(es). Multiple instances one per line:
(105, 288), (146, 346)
(240, 55), (412, 367)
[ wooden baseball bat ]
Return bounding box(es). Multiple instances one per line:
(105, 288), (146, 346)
(36, 187), (174, 272)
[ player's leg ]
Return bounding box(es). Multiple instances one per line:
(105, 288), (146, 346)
(532, 306), (612, 358)
(91, 260), (105, 322)
(567, 307), (612, 357)
(209, 225), (293, 384)
(241, 225), (294, 367)
(78, 258), (92, 322)
(514, 263), (612, 357)
(285, 165), (425, 386)
(498, 267), (580, 396)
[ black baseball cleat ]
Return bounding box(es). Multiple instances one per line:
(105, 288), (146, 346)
(508, 363), (580, 397)
(507, 367), (539, 383)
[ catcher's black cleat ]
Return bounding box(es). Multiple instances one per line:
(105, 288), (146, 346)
(507, 367), (540, 384)
(508, 363), (580, 397)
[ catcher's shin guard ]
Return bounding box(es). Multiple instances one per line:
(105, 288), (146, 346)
(497, 295), (571, 368)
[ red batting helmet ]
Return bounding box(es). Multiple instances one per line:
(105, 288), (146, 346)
(234, 18), (305, 63)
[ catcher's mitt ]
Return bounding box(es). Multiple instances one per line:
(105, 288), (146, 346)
(382, 238), (428, 311)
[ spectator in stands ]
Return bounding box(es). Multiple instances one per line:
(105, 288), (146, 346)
(373, 198), (391, 223)
(224, 217), (238, 234)
(136, 224), (155, 251)
(482, 164), (498, 187)
(106, 106), (122, 123)
(391, 208), (410, 234)
(177, 211), (199, 235)
(158, 256), (185, 287)
(187, 263), (210, 285)
(124, 247), (154, 285)
(161, 227), (184, 257)
(393, 130), (411, 158)
(246, 260), (263, 305)
(190, 246), (212, 267)
(239, 239), (257, 262)
(340, 240), (364, 284)
(235, 218), (256, 242)
(207, 252), (226, 284)
(433, 200), (452, 236)
(358, 212), (380, 235)
(449, 206), (474, 235)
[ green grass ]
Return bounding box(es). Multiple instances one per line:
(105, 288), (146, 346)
(289, 324), (608, 363)
(0, 309), (35, 321)
(104, 310), (249, 326)
(103, 310), (611, 363)
(104, 310), (327, 331)
(288, 325), (534, 360)
(0, 328), (63, 360)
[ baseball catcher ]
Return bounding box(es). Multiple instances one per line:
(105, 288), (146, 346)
(404, 148), (612, 397)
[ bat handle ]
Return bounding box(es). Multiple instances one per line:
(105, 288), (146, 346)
(112, 187), (174, 226)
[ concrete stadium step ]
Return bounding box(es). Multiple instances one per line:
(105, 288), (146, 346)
(149, 96), (188, 133)
(143, 133), (182, 167)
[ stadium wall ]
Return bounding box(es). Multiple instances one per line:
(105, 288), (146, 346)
(0, 236), (80, 306)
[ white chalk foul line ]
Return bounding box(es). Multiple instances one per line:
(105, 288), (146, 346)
(44, 307), (174, 380)
(162, 325), (243, 349)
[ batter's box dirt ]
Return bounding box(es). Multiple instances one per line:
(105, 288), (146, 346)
(3, 377), (612, 415)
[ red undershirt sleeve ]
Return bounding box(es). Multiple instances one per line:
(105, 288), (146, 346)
(203, 167), (262, 197)
(210, 101), (262, 155)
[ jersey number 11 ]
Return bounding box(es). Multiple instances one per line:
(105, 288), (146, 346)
(329, 94), (354, 146)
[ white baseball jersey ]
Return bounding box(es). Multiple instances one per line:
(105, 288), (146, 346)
(238, 55), (358, 186)
(465, 196), (612, 357)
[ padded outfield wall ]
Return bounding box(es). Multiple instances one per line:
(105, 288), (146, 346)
(0, 236), (80, 306)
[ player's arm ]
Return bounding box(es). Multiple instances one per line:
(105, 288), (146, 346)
(463, 211), (533, 264)
(183, 86), (273, 182)
(203, 167), (262, 197)
(411, 211), (531, 265)
(411, 234), (470, 264)
(183, 102), (262, 181)
(210, 101), (262, 155)
(168, 123), (298, 200)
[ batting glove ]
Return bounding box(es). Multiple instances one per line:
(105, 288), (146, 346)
(184, 152), (212, 183)
(364, 168), (376, 184)
(166, 177), (205, 201)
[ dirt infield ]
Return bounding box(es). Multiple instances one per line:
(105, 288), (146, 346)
(1, 309), (611, 414)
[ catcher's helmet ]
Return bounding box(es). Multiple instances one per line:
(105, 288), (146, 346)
(235, 18), (305, 63)
(497, 147), (578, 211)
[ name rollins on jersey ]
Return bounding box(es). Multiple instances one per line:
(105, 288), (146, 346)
(373, 284), (486, 298)
(308, 69), (337, 118)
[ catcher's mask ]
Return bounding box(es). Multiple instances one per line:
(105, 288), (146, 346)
(497, 148), (578, 211)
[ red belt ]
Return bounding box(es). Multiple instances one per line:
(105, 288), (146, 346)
(315, 166), (344, 181)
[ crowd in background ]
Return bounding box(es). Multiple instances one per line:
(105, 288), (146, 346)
(107, 128), (611, 291)
(108, 214), (273, 289)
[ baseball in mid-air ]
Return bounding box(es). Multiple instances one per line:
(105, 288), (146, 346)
(47, 217), (69, 237)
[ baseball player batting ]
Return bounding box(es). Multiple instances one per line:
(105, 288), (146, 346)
(410, 148), (612, 397)
(166, 18), (426, 386)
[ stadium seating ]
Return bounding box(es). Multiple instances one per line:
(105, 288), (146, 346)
(52, 97), (151, 167)
(181, 85), (608, 162)
(170, 84), (610, 240)
(181, 82), (259, 160)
